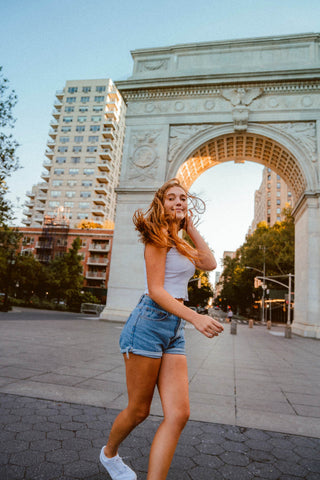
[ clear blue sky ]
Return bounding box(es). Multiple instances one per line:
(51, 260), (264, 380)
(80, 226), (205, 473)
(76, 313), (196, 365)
(1, 0), (319, 275)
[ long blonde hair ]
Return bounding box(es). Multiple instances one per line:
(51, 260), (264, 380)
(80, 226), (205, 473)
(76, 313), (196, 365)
(132, 178), (205, 263)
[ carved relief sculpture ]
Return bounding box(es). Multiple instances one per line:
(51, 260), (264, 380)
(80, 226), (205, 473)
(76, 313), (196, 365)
(220, 87), (263, 131)
(128, 130), (161, 182)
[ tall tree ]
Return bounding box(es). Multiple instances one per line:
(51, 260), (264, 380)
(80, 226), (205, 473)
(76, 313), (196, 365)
(0, 67), (20, 226)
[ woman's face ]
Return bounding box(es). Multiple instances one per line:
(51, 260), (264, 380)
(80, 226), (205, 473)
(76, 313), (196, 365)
(163, 186), (188, 222)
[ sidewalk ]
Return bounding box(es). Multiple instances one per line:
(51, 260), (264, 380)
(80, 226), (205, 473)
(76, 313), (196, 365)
(0, 308), (319, 479)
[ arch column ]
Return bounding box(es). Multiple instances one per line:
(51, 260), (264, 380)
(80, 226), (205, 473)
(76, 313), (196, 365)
(292, 192), (320, 338)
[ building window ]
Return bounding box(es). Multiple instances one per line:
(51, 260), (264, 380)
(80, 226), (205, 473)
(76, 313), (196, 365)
(267, 192), (271, 197)
(91, 115), (102, 122)
(67, 180), (77, 186)
(52, 180), (63, 187)
(82, 180), (93, 187)
(60, 137), (69, 143)
(63, 116), (73, 123)
(64, 201), (74, 207)
(65, 191), (76, 198)
(81, 96), (90, 103)
(54, 169), (64, 175)
(73, 146), (82, 153)
(96, 86), (106, 92)
(277, 216), (281, 222)
(68, 87), (78, 93)
(56, 157), (66, 163)
(79, 106), (88, 112)
(51, 190), (61, 197)
(88, 135), (99, 142)
(82, 86), (91, 93)
(92, 106), (103, 112)
(49, 201), (60, 208)
(267, 217), (270, 223)
(65, 106), (74, 112)
(77, 116), (87, 123)
(76, 125), (85, 132)
(66, 97), (76, 103)
(85, 157), (95, 163)
(71, 157), (81, 164)
(288, 192), (292, 197)
(277, 182), (281, 189)
(83, 168), (95, 175)
(90, 125), (101, 132)
(94, 96), (104, 102)
(74, 136), (84, 143)
(277, 208), (281, 214)
(69, 168), (79, 175)
(57, 146), (68, 153)
(80, 192), (91, 198)
(267, 200), (270, 206)
(277, 199), (281, 205)
(79, 202), (90, 209)
(277, 191), (281, 197)
(77, 213), (89, 219)
(267, 168), (271, 173)
(87, 146), (97, 152)
(61, 126), (71, 133)
(277, 174), (281, 180)
(267, 208), (271, 214)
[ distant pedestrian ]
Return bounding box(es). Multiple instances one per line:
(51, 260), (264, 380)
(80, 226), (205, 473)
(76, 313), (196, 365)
(227, 308), (233, 322)
(99, 178), (224, 480)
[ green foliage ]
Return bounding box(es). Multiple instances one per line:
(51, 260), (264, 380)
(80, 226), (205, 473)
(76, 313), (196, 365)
(218, 208), (294, 315)
(188, 269), (213, 307)
(65, 290), (100, 312)
(0, 67), (20, 227)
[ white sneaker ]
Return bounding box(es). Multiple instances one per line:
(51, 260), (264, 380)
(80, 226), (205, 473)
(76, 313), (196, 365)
(100, 446), (137, 480)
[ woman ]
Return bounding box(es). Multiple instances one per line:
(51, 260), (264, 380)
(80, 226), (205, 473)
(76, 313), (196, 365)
(100, 178), (224, 480)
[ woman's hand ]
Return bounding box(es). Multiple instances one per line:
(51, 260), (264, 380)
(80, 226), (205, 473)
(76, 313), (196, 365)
(192, 313), (224, 338)
(183, 210), (195, 235)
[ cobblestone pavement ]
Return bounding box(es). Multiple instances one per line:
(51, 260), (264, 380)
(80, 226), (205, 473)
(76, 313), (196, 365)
(1, 393), (320, 480)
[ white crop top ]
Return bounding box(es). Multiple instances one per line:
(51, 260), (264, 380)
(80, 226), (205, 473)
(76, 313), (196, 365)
(144, 247), (195, 301)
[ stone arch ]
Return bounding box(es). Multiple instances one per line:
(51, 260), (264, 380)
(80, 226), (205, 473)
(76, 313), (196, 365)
(167, 124), (316, 202)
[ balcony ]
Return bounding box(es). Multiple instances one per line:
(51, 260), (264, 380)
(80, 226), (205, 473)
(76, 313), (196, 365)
(43, 160), (52, 170)
(94, 185), (107, 195)
(52, 109), (61, 119)
(102, 128), (115, 140)
(55, 89), (64, 99)
(89, 243), (110, 252)
(91, 205), (105, 216)
(26, 190), (35, 198)
(41, 171), (50, 181)
(48, 129), (57, 139)
(99, 150), (113, 161)
(106, 100), (118, 110)
(47, 140), (56, 148)
(103, 118), (116, 129)
(87, 257), (109, 266)
(97, 161), (110, 171)
(39, 182), (48, 192)
(22, 218), (31, 225)
(101, 139), (113, 150)
(105, 110), (117, 120)
(45, 150), (54, 159)
(50, 119), (59, 128)
(85, 271), (107, 280)
(93, 195), (107, 205)
(35, 204), (45, 212)
(96, 171), (109, 183)
(23, 209), (32, 216)
(24, 201), (34, 207)
(107, 88), (120, 101)
(54, 100), (62, 109)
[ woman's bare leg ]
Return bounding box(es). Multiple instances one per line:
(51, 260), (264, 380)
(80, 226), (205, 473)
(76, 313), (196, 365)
(104, 353), (161, 458)
(147, 354), (190, 480)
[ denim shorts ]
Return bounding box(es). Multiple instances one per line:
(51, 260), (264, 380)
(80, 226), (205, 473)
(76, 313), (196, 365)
(119, 294), (186, 359)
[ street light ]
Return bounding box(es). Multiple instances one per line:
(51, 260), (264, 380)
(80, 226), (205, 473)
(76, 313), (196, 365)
(245, 266), (266, 324)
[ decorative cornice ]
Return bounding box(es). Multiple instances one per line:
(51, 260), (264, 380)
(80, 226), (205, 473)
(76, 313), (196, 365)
(120, 81), (320, 102)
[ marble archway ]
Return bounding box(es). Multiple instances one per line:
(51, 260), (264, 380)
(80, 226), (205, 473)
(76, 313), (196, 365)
(100, 33), (320, 338)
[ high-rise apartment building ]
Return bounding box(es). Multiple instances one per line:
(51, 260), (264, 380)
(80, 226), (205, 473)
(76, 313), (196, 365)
(22, 79), (126, 228)
(250, 167), (294, 231)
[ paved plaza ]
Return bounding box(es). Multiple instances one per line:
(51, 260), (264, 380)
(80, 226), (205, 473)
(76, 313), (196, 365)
(0, 308), (319, 479)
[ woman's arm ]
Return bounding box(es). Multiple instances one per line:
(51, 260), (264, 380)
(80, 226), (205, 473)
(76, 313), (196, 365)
(185, 214), (217, 271)
(145, 243), (223, 338)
